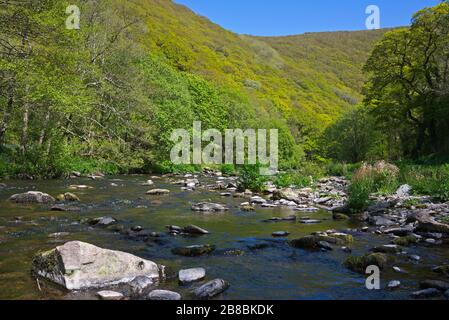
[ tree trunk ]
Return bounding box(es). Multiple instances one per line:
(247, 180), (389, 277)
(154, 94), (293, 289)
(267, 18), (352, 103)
(38, 110), (51, 146)
(20, 86), (30, 154)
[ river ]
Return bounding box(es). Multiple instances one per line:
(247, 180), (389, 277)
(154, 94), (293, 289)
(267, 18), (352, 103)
(0, 174), (447, 300)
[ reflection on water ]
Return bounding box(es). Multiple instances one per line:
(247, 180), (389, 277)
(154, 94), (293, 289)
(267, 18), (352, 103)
(0, 175), (448, 300)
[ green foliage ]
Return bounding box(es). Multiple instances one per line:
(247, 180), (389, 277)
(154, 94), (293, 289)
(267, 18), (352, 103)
(347, 178), (374, 212)
(363, 2), (449, 159)
(237, 164), (267, 192)
(274, 172), (312, 189)
(220, 164), (237, 176)
(322, 106), (386, 162)
(325, 162), (360, 178)
(400, 164), (449, 202)
(348, 162), (400, 212)
(0, 0), (387, 178)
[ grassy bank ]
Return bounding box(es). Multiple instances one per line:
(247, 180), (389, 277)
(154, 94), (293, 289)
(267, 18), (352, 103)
(347, 161), (449, 212)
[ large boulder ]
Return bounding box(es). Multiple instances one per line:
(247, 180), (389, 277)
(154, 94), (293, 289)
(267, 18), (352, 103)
(272, 188), (300, 203)
(32, 241), (164, 290)
(414, 213), (449, 234)
(9, 191), (55, 204)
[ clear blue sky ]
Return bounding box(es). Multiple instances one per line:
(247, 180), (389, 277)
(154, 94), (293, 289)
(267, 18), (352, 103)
(174, 0), (441, 36)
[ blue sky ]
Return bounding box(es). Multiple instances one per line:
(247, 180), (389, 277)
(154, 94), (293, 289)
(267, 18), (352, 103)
(174, 0), (441, 36)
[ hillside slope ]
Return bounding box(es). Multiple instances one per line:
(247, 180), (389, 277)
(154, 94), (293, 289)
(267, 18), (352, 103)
(142, 0), (386, 148)
(0, 0), (387, 177)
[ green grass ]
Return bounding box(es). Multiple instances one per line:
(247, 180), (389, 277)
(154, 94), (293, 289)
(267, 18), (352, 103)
(400, 164), (449, 202)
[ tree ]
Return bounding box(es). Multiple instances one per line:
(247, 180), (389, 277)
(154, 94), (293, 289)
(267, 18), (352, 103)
(364, 2), (449, 159)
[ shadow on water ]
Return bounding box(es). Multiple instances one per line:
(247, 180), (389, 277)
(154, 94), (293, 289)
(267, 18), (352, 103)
(0, 175), (448, 300)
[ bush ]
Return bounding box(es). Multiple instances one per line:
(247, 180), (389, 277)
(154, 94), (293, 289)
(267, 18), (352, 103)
(347, 178), (374, 212)
(237, 164), (267, 192)
(325, 162), (360, 178)
(347, 161), (400, 212)
(274, 171), (312, 189)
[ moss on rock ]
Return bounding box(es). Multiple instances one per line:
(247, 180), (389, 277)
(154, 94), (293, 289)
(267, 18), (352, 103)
(344, 252), (389, 274)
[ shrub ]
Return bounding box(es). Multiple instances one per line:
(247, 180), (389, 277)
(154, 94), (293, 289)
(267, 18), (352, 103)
(274, 171), (312, 189)
(237, 164), (267, 192)
(348, 161), (400, 212)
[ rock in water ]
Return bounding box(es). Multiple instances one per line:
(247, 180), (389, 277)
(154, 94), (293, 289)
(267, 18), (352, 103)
(388, 280), (401, 290)
(179, 268), (206, 284)
(9, 191), (55, 204)
(183, 225), (209, 235)
(411, 288), (442, 299)
(57, 192), (80, 202)
(272, 231), (290, 237)
(89, 216), (117, 226)
(191, 202), (228, 212)
(148, 290), (181, 301)
(419, 280), (449, 291)
(344, 253), (389, 274)
(172, 245), (216, 257)
(193, 279), (230, 300)
(96, 291), (124, 300)
(146, 189), (170, 195)
(32, 241), (164, 290)
(128, 276), (155, 296)
(142, 180), (154, 186)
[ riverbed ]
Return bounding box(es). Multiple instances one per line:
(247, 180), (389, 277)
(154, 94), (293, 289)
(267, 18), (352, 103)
(0, 175), (447, 300)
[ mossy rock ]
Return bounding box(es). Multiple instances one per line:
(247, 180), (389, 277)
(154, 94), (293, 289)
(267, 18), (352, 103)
(240, 205), (255, 212)
(344, 253), (389, 274)
(289, 235), (348, 251)
(56, 192), (80, 202)
(64, 192), (80, 202)
(171, 245), (216, 257)
(371, 244), (401, 254)
(333, 213), (350, 221)
(329, 233), (354, 243)
(394, 235), (418, 247)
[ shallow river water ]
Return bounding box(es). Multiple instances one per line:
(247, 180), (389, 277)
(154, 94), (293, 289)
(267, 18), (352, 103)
(0, 175), (448, 300)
